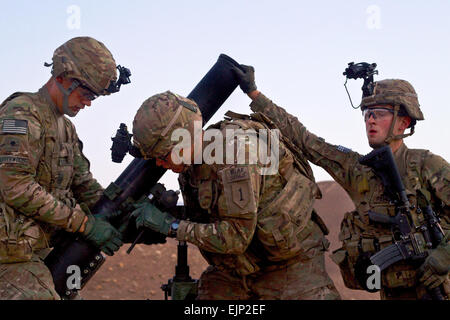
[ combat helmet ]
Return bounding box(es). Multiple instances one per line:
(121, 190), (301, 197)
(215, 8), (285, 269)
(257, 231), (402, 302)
(132, 91), (203, 160)
(47, 37), (131, 117)
(360, 79), (424, 142)
(50, 36), (118, 96)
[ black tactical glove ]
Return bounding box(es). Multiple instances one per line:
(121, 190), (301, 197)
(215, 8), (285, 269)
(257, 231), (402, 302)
(81, 215), (123, 256)
(231, 64), (257, 93)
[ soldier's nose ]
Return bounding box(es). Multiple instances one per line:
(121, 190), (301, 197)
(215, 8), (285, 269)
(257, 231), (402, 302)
(367, 114), (377, 123)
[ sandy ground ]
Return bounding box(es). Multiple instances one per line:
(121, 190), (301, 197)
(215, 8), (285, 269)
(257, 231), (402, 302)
(81, 181), (380, 300)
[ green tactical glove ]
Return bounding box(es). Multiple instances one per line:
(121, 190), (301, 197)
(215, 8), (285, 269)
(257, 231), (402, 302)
(231, 64), (257, 94)
(131, 202), (177, 236)
(82, 215), (124, 256)
(419, 240), (450, 289)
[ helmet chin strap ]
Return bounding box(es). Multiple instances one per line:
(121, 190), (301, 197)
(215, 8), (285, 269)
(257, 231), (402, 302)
(55, 79), (80, 117)
(383, 105), (415, 144)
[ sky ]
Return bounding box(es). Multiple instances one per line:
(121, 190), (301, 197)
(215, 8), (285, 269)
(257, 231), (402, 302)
(0, 0), (449, 193)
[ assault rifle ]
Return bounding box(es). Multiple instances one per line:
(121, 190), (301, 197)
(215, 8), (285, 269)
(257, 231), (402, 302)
(44, 54), (243, 299)
(359, 145), (446, 300)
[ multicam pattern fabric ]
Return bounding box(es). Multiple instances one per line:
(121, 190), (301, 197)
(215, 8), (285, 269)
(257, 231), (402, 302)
(0, 258), (59, 300)
(361, 79), (424, 121)
(51, 37), (117, 96)
(197, 223), (340, 300)
(250, 92), (450, 299)
(175, 114), (340, 300)
(132, 91), (203, 160)
(0, 87), (103, 298)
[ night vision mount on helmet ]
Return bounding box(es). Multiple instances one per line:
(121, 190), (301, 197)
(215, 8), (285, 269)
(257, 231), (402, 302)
(343, 61), (378, 109)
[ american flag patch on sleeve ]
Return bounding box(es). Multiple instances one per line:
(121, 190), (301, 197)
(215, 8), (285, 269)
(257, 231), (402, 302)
(1, 119), (28, 135)
(336, 145), (352, 153)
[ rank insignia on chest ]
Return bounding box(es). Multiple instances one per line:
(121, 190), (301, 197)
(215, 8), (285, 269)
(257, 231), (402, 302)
(1, 119), (28, 135)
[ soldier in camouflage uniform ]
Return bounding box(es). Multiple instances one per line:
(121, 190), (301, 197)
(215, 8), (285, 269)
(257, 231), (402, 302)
(231, 64), (449, 300)
(0, 37), (124, 300)
(130, 91), (340, 300)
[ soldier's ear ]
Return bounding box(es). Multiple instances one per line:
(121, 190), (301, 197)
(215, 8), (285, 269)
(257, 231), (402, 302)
(398, 116), (411, 132)
(55, 76), (64, 84)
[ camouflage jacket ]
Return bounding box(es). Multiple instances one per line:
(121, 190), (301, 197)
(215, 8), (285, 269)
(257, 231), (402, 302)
(250, 93), (450, 288)
(176, 112), (329, 276)
(0, 86), (103, 263)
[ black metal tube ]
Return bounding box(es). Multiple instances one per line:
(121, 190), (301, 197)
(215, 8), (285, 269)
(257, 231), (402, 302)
(189, 54), (241, 124)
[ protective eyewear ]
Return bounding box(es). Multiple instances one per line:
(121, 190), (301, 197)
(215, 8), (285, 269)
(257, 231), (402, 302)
(77, 84), (98, 101)
(362, 108), (394, 121)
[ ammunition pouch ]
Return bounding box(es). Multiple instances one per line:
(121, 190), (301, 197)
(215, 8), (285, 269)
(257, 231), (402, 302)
(381, 261), (418, 289)
(331, 247), (362, 290)
(354, 252), (379, 292)
(256, 171), (317, 262)
(0, 238), (33, 264)
(333, 235), (423, 291)
(0, 203), (42, 263)
(331, 235), (391, 290)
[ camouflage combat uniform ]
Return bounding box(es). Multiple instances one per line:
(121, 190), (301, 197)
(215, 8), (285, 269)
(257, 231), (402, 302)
(0, 87), (104, 299)
(0, 36), (124, 300)
(249, 92), (450, 300)
(175, 111), (340, 300)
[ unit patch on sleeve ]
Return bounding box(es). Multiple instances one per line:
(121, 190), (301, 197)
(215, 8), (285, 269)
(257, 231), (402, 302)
(336, 145), (352, 153)
(220, 166), (257, 215)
